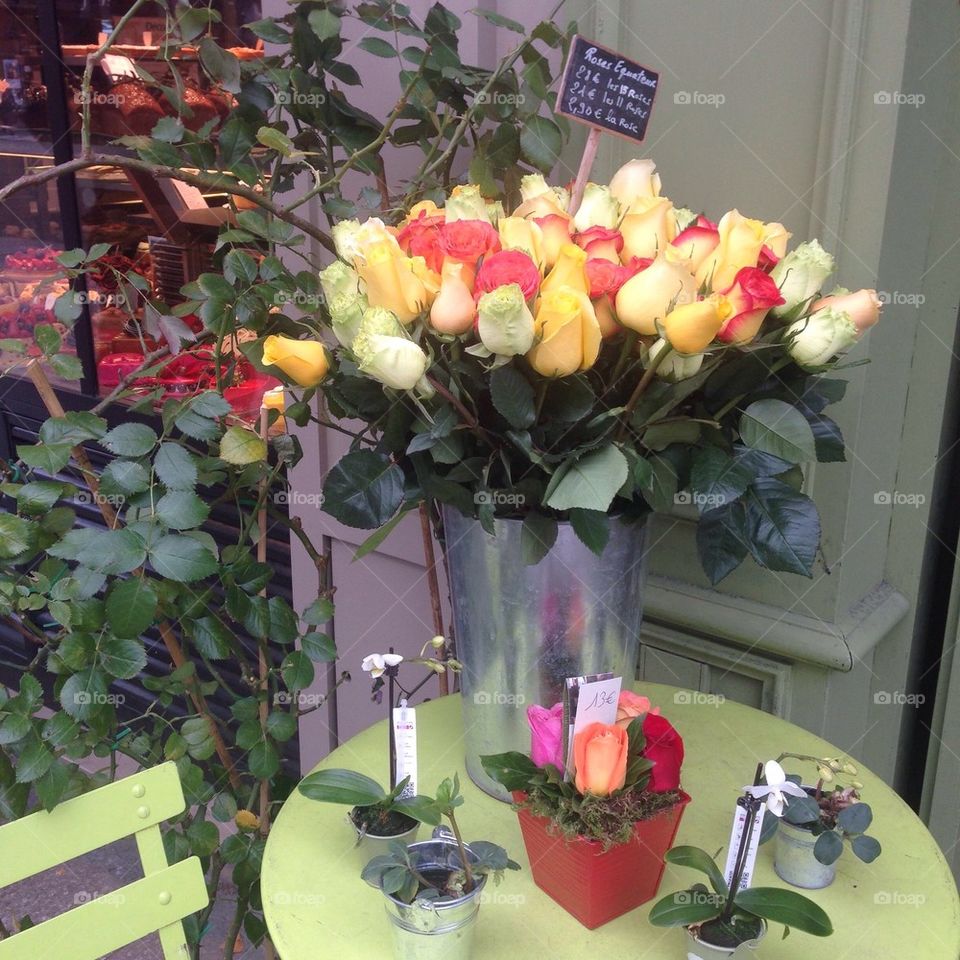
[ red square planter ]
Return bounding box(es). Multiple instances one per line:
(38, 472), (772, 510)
(514, 790), (691, 929)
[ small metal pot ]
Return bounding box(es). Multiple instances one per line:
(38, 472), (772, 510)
(683, 920), (767, 959)
(350, 810), (420, 864)
(377, 828), (487, 960)
(773, 819), (838, 889)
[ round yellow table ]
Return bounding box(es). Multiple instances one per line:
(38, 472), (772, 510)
(262, 684), (960, 958)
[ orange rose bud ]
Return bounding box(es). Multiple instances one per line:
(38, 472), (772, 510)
(429, 261), (476, 335)
(574, 722), (629, 797)
(811, 288), (881, 334)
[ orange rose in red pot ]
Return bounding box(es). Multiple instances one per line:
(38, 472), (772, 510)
(481, 693), (689, 929)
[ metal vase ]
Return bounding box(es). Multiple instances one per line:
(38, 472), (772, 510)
(380, 830), (487, 960)
(773, 820), (838, 889)
(351, 811), (420, 866)
(442, 507), (649, 799)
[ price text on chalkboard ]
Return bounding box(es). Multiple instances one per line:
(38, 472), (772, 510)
(557, 35), (659, 143)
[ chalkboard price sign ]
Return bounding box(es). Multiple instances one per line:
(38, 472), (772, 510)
(557, 35), (660, 143)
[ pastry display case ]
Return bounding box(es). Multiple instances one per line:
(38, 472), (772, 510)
(0, 0), (265, 404)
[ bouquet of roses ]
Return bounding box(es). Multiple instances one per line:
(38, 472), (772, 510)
(260, 158), (882, 583)
(480, 690), (685, 848)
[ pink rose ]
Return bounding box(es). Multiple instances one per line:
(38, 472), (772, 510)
(615, 689), (660, 729)
(527, 702), (564, 771)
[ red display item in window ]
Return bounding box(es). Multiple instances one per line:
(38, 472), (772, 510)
(224, 374), (281, 417)
(97, 353), (149, 390)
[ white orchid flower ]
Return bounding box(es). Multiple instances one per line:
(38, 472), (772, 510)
(361, 653), (404, 678)
(745, 760), (807, 817)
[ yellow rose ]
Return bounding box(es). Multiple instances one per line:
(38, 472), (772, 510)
(646, 338), (705, 381)
(262, 335), (331, 388)
(620, 196), (678, 261)
(615, 251), (696, 335)
(540, 243), (590, 298)
(429, 261), (476, 335)
(527, 286), (601, 377)
(357, 241), (432, 324)
(762, 221), (791, 259)
(332, 217), (398, 264)
(609, 158), (662, 212)
(593, 294), (620, 339)
(404, 199), (442, 223)
(498, 216), (546, 271)
(695, 210), (766, 290)
(662, 294), (732, 354)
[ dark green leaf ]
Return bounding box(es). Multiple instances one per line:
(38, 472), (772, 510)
(100, 423), (157, 457)
(99, 635), (147, 679)
(299, 768), (386, 806)
(156, 490), (210, 530)
(521, 512), (557, 566)
(696, 501), (749, 585)
(837, 802), (872, 834)
(199, 38), (241, 93)
(301, 632), (336, 662)
(734, 887), (832, 937)
(105, 578), (157, 638)
(545, 445), (628, 512)
(664, 846), (729, 896)
(850, 834), (881, 863)
(322, 451), (404, 529)
(359, 36), (396, 57)
(281, 651), (314, 692)
(519, 116), (562, 173)
(490, 366), (536, 430)
(740, 400), (817, 463)
(154, 443), (198, 490)
(569, 509), (609, 556)
(148, 535), (218, 582)
(188, 616), (234, 659)
(742, 478), (820, 577)
(479, 751), (539, 792)
(813, 829), (843, 864)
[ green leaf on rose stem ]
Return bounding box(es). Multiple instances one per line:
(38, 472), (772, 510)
(266, 711), (298, 742)
(220, 426), (267, 465)
(739, 399), (817, 464)
(519, 116), (562, 173)
(0, 514), (35, 558)
(148, 535), (218, 582)
(181, 717), (216, 761)
(302, 597), (334, 626)
(246, 17), (290, 42)
(696, 501), (750, 585)
(470, 8), (525, 32)
(690, 446), (755, 512)
(639, 453), (679, 513)
(15, 480), (68, 514)
(479, 752), (540, 792)
(301, 631), (336, 662)
(154, 443), (198, 490)
(322, 450), (404, 530)
(58, 668), (109, 721)
(33, 323), (61, 356)
(742, 478), (820, 577)
(98, 635), (148, 680)
(734, 888), (832, 937)
(280, 650), (314, 692)
(359, 36), (396, 57)
(49, 529), (147, 575)
(548, 377), (595, 422)
(489, 365), (536, 430)
(50, 353), (83, 381)
(0, 714), (32, 745)
(152, 116), (184, 143)
(664, 846), (729, 896)
(187, 616), (234, 659)
(156, 490), (210, 530)
(521, 512), (558, 566)
(837, 801), (872, 834)
(223, 249), (259, 285)
(648, 889), (723, 928)
(17, 442), (73, 474)
(105, 578), (158, 638)
(850, 834), (881, 863)
(35, 759), (70, 810)
(813, 829), (844, 865)
(212, 791), (238, 822)
(545, 445), (628, 513)
(15, 734), (54, 784)
(100, 459), (150, 496)
(256, 126), (296, 156)
(569, 508), (609, 556)
(801, 408), (846, 463)
(308, 7), (341, 40)
(298, 769), (387, 806)
(100, 422), (157, 457)
(199, 38), (241, 93)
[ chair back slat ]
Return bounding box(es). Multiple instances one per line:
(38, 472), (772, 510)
(0, 858), (207, 960)
(0, 763), (185, 887)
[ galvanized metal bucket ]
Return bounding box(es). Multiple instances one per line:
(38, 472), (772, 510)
(442, 507), (649, 799)
(351, 812), (419, 865)
(380, 830), (487, 960)
(773, 819), (838, 889)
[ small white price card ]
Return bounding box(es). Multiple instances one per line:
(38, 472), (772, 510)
(723, 799), (765, 891)
(392, 702), (417, 798)
(562, 673), (622, 777)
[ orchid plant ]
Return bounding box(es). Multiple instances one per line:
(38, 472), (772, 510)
(759, 754), (881, 866)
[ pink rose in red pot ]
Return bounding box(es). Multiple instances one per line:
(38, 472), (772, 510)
(615, 689), (660, 729)
(642, 712), (685, 792)
(527, 702), (564, 771)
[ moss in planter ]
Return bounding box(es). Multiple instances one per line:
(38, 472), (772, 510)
(693, 914), (764, 948)
(519, 788), (682, 850)
(349, 804), (417, 838)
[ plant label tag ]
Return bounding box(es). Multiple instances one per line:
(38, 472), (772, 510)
(723, 798), (765, 890)
(557, 35), (660, 142)
(392, 702), (417, 798)
(562, 673), (621, 778)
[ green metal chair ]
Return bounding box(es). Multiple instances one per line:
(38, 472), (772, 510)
(0, 761), (208, 960)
